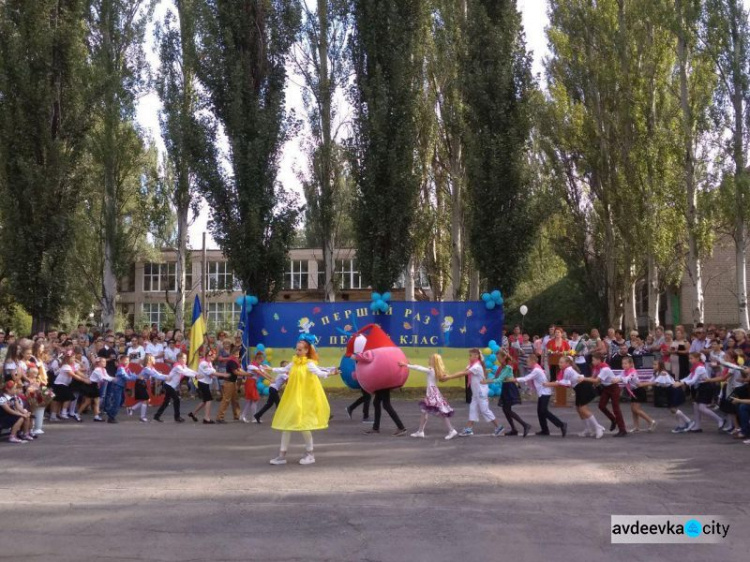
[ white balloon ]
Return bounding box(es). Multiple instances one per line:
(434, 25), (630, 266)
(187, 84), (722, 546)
(520, 305), (528, 316)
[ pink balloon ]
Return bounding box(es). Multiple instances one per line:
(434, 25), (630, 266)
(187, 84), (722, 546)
(354, 347), (408, 393)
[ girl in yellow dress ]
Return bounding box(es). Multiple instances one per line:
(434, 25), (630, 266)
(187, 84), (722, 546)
(268, 337), (339, 466)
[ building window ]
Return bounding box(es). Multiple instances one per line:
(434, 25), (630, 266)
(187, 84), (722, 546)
(285, 260), (309, 290)
(336, 259), (361, 290)
(143, 262), (193, 292)
(316, 260), (326, 290)
(142, 303), (168, 328)
(206, 302), (242, 329)
(207, 261), (238, 292)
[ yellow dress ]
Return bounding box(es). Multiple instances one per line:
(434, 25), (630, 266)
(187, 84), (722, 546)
(271, 356), (331, 431)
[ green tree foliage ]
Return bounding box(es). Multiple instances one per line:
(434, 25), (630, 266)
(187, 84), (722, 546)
(349, 0), (428, 292)
(463, 0), (535, 296)
(0, 0), (93, 331)
(194, 0), (301, 300)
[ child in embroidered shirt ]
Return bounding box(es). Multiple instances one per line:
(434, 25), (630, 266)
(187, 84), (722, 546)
(443, 349), (504, 437)
(620, 356), (657, 433)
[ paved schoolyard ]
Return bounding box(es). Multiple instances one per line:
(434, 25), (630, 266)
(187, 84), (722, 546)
(1, 397), (748, 562)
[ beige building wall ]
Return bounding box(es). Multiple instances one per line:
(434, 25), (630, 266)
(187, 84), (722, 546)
(679, 236), (744, 328)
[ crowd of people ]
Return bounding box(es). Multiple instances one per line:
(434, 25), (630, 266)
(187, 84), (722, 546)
(1, 320), (749, 463)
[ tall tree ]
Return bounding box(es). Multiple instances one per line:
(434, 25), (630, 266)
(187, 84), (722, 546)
(156, 0), (214, 330)
(85, 0), (155, 330)
(704, 0), (750, 329)
(463, 0), (534, 296)
(194, 0), (301, 300)
(293, 0), (350, 302)
(674, 0), (716, 326)
(0, 0), (93, 331)
(349, 0), (428, 292)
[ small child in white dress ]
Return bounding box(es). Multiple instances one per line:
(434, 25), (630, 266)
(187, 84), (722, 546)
(400, 354), (458, 440)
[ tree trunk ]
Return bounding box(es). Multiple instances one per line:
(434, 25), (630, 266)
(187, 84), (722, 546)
(174, 199), (189, 331)
(677, 0), (704, 325)
(323, 237), (336, 302)
(730, 2), (749, 329)
(468, 266), (480, 301)
(647, 252), (660, 330)
(404, 256), (416, 301)
(623, 274), (637, 332)
(101, 119), (117, 331)
(448, 145), (463, 300)
(603, 208), (620, 328)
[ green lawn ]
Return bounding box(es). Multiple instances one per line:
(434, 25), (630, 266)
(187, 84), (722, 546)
(263, 346), (475, 388)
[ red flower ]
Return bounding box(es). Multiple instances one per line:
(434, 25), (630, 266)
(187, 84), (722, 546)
(312, 307), (322, 315)
(431, 308), (439, 316)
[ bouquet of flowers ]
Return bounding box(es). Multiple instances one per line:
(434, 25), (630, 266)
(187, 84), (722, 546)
(27, 384), (55, 409)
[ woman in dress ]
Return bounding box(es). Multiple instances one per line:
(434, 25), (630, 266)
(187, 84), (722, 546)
(399, 354), (458, 440)
(269, 336), (339, 466)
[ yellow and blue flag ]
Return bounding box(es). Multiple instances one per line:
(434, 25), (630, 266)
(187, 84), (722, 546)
(188, 295), (206, 370)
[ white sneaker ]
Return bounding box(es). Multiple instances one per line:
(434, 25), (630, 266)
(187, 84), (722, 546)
(577, 430), (591, 438)
(686, 420), (696, 432)
(269, 457), (287, 465)
(410, 431), (425, 438)
(445, 429), (458, 440)
(648, 420), (658, 433)
(743, 439), (750, 445)
(140, 417), (149, 423)
(628, 427), (640, 434)
(31, 429), (44, 435)
(127, 407), (133, 416)
(59, 414), (69, 420)
(251, 418), (258, 424)
(49, 414), (59, 422)
(299, 453), (316, 465)
(594, 426), (604, 439)
(240, 416), (248, 423)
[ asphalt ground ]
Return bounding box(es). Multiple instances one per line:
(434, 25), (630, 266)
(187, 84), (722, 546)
(1, 397), (748, 562)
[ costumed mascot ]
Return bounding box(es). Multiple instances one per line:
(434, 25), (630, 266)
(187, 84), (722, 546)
(344, 324), (408, 435)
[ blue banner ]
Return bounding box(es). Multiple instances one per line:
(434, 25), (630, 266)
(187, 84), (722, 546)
(245, 301), (504, 348)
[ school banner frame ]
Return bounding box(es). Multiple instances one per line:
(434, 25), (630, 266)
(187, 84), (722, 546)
(245, 301), (504, 348)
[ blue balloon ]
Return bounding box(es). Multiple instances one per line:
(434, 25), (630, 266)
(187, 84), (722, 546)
(370, 302), (379, 312)
(262, 386), (270, 396)
(235, 296), (244, 306)
(481, 292), (491, 302)
(249, 295), (259, 305)
(379, 300), (389, 312)
(490, 344), (501, 354)
(488, 340), (497, 348)
(256, 343), (266, 352)
(371, 292), (382, 302)
(486, 300), (496, 310)
(497, 298), (504, 306)
(491, 290), (502, 302)
(488, 353), (497, 364)
(382, 291), (392, 302)
(339, 355), (360, 390)
(247, 304), (253, 313)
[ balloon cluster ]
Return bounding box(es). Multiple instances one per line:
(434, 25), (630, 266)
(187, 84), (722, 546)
(369, 291), (392, 314)
(483, 340), (503, 397)
(254, 343), (273, 396)
(481, 290), (503, 310)
(235, 294), (259, 312)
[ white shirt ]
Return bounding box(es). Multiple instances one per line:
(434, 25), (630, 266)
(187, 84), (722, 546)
(150, 363), (197, 389)
(682, 364), (709, 387)
(620, 368), (640, 392)
(197, 360), (216, 385)
(271, 360), (333, 379)
(56, 364), (74, 386)
(163, 346), (179, 364)
(89, 367), (114, 384)
(595, 365), (618, 386)
(270, 372), (288, 391)
(569, 337), (587, 364)
(516, 365), (552, 396)
(145, 343), (164, 359)
(652, 372), (676, 386)
(557, 366), (584, 388)
(407, 364), (438, 389)
(127, 345), (146, 364)
(467, 363), (489, 399)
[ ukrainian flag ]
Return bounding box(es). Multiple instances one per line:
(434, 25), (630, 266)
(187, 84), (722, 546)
(188, 295), (206, 370)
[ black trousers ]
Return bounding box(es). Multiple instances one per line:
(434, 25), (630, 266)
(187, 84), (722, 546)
(501, 403), (528, 432)
(347, 390), (371, 419)
(155, 385), (181, 420)
(537, 395), (564, 433)
(373, 389), (404, 431)
(255, 387), (280, 420)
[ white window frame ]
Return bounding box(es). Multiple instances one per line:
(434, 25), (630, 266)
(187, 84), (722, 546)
(206, 302), (242, 328)
(336, 259), (362, 290)
(142, 303), (167, 328)
(207, 261), (238, 292)
(285, 260), (309, 290)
